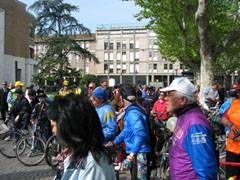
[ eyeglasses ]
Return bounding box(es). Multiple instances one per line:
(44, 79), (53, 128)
(88, 87), (94, 90)
(160, 94), (165, 96)
(2, 84), (6, 85)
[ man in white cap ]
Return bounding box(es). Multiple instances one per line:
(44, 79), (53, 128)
(161, 78), (218, 180)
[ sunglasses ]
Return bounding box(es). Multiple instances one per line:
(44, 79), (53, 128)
(88, 87), (94, 90)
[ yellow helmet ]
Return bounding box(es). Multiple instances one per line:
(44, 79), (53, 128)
(15, 81), (24, 87)
(63, 80), (69, 86)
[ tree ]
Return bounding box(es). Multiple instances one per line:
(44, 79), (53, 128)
(80, 74), (100, 88)
(131, 0), (240, 98)
(195, 0), (240, 99)
(29, 0), (98, 86)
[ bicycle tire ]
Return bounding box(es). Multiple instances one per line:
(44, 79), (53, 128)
(0, 131), (23, 158)
(44, 135), (57, 167)
(16, 135), (46, 166)
(48, 139), (63, 171)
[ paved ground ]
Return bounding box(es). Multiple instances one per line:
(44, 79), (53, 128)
(0, 120), (131, 180)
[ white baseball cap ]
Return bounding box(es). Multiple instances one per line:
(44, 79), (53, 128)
(160, 78), (196, 97)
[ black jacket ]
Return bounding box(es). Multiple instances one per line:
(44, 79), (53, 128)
(31, 102), (49, 123)
(8, 97), (31, 117)
(0, 88), (9, 108)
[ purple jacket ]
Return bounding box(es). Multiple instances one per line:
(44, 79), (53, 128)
(169, 106), (218, 180)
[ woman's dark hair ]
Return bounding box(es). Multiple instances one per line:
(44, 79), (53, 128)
(47, 93), (111, 168)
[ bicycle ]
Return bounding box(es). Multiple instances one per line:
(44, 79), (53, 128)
(15, 121), (46, 166)
(149, 113), (173, 180)
(44, 135), (64, 171)
(0, 117), (27, 158)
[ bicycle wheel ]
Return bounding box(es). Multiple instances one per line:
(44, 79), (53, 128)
(16, 135), (46, 166)
(0, 131), (23, 158)
(44, 135), (57, 167)
(48, 139), (63, 171)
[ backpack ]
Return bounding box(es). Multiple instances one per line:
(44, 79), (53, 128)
(132, 108), (171, 169)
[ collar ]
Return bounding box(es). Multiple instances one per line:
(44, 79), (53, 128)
(173, 103), (198, 117)
(96, 100), (108, 108)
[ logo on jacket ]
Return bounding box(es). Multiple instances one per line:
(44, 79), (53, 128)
(191, 132), (207, 145)
(174, 126), (183, 139)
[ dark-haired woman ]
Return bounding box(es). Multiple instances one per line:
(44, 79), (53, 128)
(47, 93), (116, 180)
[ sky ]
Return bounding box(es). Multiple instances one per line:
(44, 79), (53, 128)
(20, 0), (148, 32)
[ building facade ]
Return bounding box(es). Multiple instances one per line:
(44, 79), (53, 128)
(0, 0), (38, 87)
(35, 26), (187, 87)
(95, 26), (183, 87)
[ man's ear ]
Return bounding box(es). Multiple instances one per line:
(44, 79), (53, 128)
(180, 96), (188, 106)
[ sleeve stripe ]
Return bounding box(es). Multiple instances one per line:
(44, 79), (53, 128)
(104, 112), (116, 124)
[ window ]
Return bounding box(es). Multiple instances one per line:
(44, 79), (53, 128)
(122, 64), (126, 73)
(109, 64), (113, 73)
(149, 63), (152, 73)
(85, 64), (89, 74)
(130, 52), (134, 62)
(153, 64), (158, 73)
(104, 64), (108, 73)
(135, 40), (139, 49)
(130, 40), (134, 49)
(122, 52), (126, 62)
(104, 53), (108, 61)
(164, 63), (168, 70)
(85, 57), (89, 63)
(122, 40), (126, 50)
(135, 52), (139, 62)
(29, 26), (34, 38)
(149, 51), (152, 58)
(104, 42), (108, 50)
(153, 64), (157, 70)
(130, 64), (134, 73)
(109, 41), (114, 50)
(153, 51), (158, 60)
(117, 64), (121, 74)
(117, 41), (121, 50)
(29, 47), (34, 58)
(135, 64), (139, 73)
(117, 53), (121, 61)
(85, 41), (89, 49)
(169, 64), (173, 70)
(153, 39), (158, 45)
(80, 42), (84, 48)
(149, 39), (153, 48)
(109, 53), (113, 61)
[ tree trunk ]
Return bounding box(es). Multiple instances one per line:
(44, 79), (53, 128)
(195, 0), (215, 102)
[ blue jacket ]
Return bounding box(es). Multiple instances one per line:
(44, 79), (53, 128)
(114, 104), (151, 154)
(95, 103), (117, 145)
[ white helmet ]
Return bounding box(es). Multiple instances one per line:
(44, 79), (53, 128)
(166, 117), (177, 132)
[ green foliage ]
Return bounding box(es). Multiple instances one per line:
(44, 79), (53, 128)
(80, 74), (100, 88)
(134, 0), (240, 76)
(29, 0), (98, 86)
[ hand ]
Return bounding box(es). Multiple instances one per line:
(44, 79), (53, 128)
(229, 124), (240, 140)
(5, 117), (9, 123)
(105, 141), (115, 147)
(14, 115), (20, 123)
(121, 153), (135, 172)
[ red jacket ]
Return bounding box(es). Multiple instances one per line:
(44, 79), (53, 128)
(152, 100), (170, 120)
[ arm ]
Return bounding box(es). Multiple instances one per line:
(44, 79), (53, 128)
(31, 104), (39, 119)
(114, 128), (126, 144)
(130, 112), (148, 154)
(7, 91), (14, 104)
(182, 124), (218, 180)
(103, 111), (117, 141)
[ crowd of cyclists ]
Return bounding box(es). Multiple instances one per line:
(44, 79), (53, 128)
(0, 77), (240, 180)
